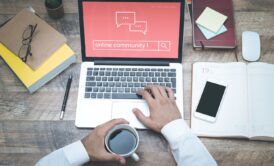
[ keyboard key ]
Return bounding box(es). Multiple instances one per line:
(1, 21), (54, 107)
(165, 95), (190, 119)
(168, 72), (176, 77)
(93, 87), (98, 92)
(87, 68), (93, 71)
(97, 93), (103, 98)
(126, 68), (131, 71)
(84, 93), (90, 98)
(132, 68), (137, 71)
(133, 77), (138, 82)
(103, 82), (108, 87)
(115, 82), (121, 87)
(158, 78), (163, 82)
(152, 78), (157, 82)
(97, 82), (102, 86)
(118, 72), (123, 76)
(86, 77), (95, 81)
(93, 71), (98, 76)
(118, 88), (124, 93)
(112, 72), (117, 76)
(164, 78), (170, 82)
(139, 77), (144, 82)
(138, 68), (144, 71)
(99, 87), (105, 92)
(127, 77), (132, 82)
(87, 71), (92, 76)
(145, 68), (150, 71)
(171, 69), (176, 72)
(114, 77), (120, 81)
(157, 69), (163, 71)
(94, 68), (99, 70)
(128, 83), (133, 87)
(161, 72), (166, 77)
(142, 72), (148, 77)
(124, 72), (129, 76)
(151, 69), (157, 71)
(141, 83), (146, 87)
(106, 68), (112, 71)
(166, 83), (171, 87)
(130, 72), (135, 76)
(108, 77), (113, 81)
(100, 68), (105, 70)
(136, 72), (142, 76)
(134, 83), (140, 87)
(112, 93), (141, 99)
(91, 93), (97, 98)
(86, 82), (96, 86)
(99, 71), (104, 76)
(121, 77), (126, 82)
(125, 88), (130, 93)
(96, 77), (101, 81)
(85, 87), (92, 92)
(104, 93), (111, 99)
(164, 69), (169, 71)
(131, 88), (137, 93)
(113, 68), (118, 71)
(119, 68), (124, 71)
(146, 77), (151, 82)
(102, 77), (107, 81)
(112, 87), (117, 92)
(106, 87), (111, 92)
(160, 83), (165, 86)
(155, 72), (160, 77)
(109, 82), (115, 87)
(106, 72), (111, 76)
(122, 82), (127, 87)
(149, 72), (154, 77)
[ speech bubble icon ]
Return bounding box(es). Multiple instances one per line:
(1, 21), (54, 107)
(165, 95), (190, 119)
(116, 12), (136, 28)
(129, 21), (147, 35)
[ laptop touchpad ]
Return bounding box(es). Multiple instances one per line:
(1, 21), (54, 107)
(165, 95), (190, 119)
(111, 101), (149, 129)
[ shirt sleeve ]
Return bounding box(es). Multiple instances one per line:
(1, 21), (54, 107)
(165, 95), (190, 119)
(36, 140), (90, 166)
(161, 119), (217, 166)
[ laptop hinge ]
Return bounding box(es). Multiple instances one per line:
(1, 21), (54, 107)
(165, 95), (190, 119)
(94, 60), (169, 66)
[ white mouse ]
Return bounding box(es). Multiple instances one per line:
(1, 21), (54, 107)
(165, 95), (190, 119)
(242, 31), (261, 61)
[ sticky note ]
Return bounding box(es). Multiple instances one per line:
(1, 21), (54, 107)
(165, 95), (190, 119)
(198, 25), (227, 39)
(196, 7), (228, 33)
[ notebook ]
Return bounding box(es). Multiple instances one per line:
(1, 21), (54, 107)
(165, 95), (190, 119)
(191, 62), (274, 141)
(0, 8), (66, 70)
(192, 0), (236, 49)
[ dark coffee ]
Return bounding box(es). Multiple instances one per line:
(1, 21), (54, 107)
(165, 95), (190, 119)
(107, 129), (137, 155)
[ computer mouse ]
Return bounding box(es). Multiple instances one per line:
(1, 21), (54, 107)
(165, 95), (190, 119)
(242, 31), (261, 61)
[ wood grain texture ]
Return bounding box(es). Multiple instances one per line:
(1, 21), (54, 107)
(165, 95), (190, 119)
(0, 0), (274, 165)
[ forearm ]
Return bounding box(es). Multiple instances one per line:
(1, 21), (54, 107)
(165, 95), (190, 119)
(161, 119), (217, 166)
(36, 141), (90, 166)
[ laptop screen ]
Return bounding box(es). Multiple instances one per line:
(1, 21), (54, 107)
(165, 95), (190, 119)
(80, 1), (183, 61)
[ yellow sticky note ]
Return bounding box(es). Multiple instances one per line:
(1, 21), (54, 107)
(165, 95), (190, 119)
(195, 7), (228, 33)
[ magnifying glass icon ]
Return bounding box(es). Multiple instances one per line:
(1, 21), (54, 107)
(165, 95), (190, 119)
(160, 42), (169, 50)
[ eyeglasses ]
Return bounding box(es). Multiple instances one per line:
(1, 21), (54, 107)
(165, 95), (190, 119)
(18, 24), (37, 62)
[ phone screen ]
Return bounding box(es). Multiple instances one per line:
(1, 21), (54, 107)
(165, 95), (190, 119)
(196, 81), (226, 117)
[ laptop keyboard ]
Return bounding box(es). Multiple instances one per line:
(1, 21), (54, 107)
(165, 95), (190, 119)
(84, 67), (176, 99)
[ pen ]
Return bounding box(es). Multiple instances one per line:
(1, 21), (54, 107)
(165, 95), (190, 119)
(59, 75), (72, 120)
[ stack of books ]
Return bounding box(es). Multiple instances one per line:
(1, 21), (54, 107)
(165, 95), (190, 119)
(0, 8), (76, 93)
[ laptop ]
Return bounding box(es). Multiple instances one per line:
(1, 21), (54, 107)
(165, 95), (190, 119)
(76, 0), (185, 128)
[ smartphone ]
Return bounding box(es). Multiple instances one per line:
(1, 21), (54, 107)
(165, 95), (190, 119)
(194, 80), (226, 123)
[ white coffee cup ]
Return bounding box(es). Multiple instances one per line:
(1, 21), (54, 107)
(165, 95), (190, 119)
(105, 124), (140, 161)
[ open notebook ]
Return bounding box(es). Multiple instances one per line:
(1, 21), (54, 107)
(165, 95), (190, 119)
(191, 62), (274, 141)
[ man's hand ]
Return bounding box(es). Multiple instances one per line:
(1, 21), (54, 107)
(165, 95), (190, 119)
(81, 119), (129, 164)
(133, 85), (182, 132)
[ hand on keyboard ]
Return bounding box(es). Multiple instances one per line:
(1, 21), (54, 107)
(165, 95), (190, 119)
(133, 85), (181, 133)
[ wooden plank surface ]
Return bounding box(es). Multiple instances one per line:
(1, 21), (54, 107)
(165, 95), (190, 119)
(0, 0), (274, 165)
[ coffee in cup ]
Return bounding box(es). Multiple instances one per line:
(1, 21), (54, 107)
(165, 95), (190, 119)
(105, 124), (139, 161)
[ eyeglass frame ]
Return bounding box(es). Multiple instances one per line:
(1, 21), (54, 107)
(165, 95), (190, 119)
(17, 23), (38, 62)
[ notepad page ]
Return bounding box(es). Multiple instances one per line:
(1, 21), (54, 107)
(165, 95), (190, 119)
(247, 63), (274, 138)
(191, 62), (249, 137)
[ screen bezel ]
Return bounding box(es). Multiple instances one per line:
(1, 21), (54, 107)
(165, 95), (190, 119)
(194, 80), (227, 123)
(78, 0), (185, 63)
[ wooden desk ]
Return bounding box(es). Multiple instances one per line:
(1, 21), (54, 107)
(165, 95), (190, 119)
(0, 0), (273, 165)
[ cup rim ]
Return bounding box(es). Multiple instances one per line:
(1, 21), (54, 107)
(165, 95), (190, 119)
(105, 124), (139, 157)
